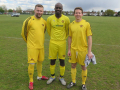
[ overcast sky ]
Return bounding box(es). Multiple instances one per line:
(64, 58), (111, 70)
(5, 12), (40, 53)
(0, 0), (120, 12)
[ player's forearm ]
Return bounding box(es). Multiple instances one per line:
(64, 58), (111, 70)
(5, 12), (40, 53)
(88, 36), (92, 53)
(68, 36), (72, 51)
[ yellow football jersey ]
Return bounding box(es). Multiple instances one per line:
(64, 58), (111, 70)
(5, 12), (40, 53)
(21, 15), (46, 49)
(47, 14), (70, 41)
(69, 19), (92, 51)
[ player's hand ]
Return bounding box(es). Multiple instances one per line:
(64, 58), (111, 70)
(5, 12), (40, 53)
(68, 50), (71, 56)
(87, 52), (93, 60)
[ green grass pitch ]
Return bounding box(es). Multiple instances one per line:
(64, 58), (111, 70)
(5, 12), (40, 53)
(0, 14), (120, 90)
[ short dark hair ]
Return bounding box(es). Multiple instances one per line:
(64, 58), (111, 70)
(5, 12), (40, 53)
(74, 7), (83, 14)
(35, 4), (43, 9)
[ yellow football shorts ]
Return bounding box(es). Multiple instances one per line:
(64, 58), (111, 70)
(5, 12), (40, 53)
(27, 48), (44, 63)
(69, 48), (88, 65)
(49, 40), (66, 59)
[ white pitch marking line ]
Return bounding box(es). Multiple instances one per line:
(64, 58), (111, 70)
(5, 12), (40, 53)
(0, 36), (22, 39)
(0, 36), (120, 47)
(93, 43), (120, 47)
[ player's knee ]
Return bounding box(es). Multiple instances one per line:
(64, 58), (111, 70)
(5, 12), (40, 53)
(59, 59), (65, 66)
(37, 61), (43, 64)
(30, 63), (35, 65)
(71, 63), (77, 68)
(81, 65), (87, 70)
(50, 59), (56, 65)
(29, 63), (35, 69)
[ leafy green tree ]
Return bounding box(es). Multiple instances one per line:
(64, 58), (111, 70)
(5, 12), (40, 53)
(101, 10), (103, 12)
(1, 5), (7, 12)
(92, 10), (94, 12)
(118, 11), (120, 16)
(0, 7), (4, 13)
(70, 10), (73, 15)
(8, 9), (13, 12)
(101, 10), (104, 16)
(16, 6), (22, 13)
(32, 10), (34, 14)
(66, 11), (68, 15)
(62, 11), (65, 14)
(87, 11), (90, 16)
(47, 11), (50, 14)
(97, 11), (100, 16)
(104, 9), (115, 16)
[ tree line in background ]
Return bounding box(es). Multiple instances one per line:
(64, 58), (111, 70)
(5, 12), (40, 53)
(0, 5), (120, 16)
(0, 5), (22, 14)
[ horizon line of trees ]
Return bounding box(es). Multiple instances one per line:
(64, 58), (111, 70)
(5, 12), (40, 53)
(0, 5), (120, 16)
(0, 5), (22, 14)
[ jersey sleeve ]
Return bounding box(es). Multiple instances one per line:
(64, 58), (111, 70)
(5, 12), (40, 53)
(65, 17), (70, 38)
(86, 22), (92, 36)
(69, 23), (72, 37)
(47, 17), (51, 36)
(21, 17), (31, 42)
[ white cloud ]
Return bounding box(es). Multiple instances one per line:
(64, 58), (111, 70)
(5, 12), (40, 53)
(0, 0), (7, 2)
(0, 0), (120, 12)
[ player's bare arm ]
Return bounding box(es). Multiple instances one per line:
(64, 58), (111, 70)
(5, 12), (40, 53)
(87, 35), (93, 60)
(68, 36), (72, 56)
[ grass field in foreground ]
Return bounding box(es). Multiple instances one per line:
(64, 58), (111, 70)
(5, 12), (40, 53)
(0, 15), (120, 90)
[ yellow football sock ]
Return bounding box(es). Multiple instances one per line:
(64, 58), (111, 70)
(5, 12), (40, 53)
(60, 66), (65, 79)
(37, 61), (42, 77)
(82, 69), (87, 85)
(71, 68), (76, 83)
(50, 65), (56, 78)
(28, 63), (35, 82)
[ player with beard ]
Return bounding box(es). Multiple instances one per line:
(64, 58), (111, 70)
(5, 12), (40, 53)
(46, 3), (70, 85)
(21, 4), (48, 90)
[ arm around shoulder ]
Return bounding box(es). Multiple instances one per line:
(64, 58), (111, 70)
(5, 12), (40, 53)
(21, 21), (27, 43)
(68, 36), (72, 56)
(21, 17), (31, 42)
(46, 17), (51, 36)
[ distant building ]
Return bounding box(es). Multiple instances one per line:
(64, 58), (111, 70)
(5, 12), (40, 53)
(22, 9), (34, 14)
(21, 10), (118, 16)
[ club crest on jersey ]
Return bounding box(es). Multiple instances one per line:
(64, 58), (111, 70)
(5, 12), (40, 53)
(53, 20), (55, 22)
(62, 20), (64, 23)
(63, 55), (65, 57)
(80, 25), (83, 27)
(42, 24), (44, 26)
(31, 58), (34, 60)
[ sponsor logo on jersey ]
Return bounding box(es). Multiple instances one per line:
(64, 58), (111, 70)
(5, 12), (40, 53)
(63, 55), (65, 57)
(62, 20), (64, 23)
(56, 25), (63, 27)
(31, 58), (34, 60)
